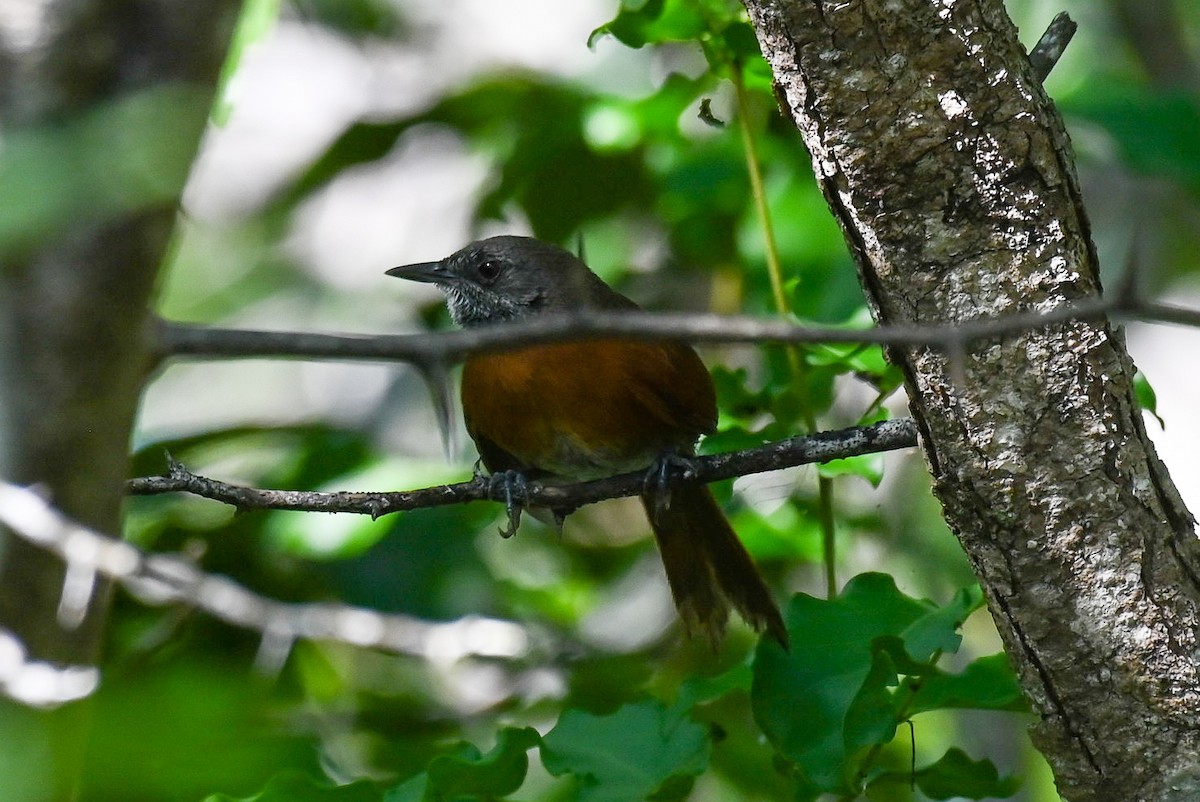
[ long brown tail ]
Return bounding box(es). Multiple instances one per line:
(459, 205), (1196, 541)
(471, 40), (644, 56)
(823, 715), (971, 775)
(641, 484), (788, 649)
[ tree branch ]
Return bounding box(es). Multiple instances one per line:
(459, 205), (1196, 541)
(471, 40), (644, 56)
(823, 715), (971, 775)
(127, 419), (919, 514)
(1029, 12), (1078, 83)
(0, 482), (532, 686)
(150, 287), (1200, 367)
(0, 624), (100, 709)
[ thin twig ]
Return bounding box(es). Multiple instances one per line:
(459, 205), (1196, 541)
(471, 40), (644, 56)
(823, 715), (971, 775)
(128, 419), (920, 515)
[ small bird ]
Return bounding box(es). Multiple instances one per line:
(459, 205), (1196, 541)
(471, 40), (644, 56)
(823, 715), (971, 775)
(387, 236), (787, 648)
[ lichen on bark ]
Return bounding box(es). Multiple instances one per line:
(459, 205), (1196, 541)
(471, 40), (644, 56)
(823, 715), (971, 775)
(741, 1), (1200, 799)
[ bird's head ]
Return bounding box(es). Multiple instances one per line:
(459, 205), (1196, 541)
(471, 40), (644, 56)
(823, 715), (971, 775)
(387, 235), (630, 327)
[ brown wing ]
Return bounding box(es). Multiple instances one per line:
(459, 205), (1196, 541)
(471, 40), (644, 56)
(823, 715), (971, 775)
(461, 339), (716, 479)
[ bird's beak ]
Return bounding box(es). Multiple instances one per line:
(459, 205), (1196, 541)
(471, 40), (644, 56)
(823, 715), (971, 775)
(385, 260), (450, 284)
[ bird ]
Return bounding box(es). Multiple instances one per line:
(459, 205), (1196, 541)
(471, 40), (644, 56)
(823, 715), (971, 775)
(387, 235), (788, 649)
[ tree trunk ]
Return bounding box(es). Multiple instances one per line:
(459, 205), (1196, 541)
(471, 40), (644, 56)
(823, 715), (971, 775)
(0, 2), (236, 799)
(741, 1), (1200, 800)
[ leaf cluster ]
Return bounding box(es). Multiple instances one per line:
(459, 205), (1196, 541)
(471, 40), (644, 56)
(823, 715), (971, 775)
(187, 575), (1023, 802)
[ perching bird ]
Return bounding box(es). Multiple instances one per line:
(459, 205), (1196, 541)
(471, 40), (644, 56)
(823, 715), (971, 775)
(388, 236), (787, 648)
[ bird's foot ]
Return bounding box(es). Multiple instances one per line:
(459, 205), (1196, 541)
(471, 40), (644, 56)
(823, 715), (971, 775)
(643, 452), (699, 521)
(487, 470), (529, 538)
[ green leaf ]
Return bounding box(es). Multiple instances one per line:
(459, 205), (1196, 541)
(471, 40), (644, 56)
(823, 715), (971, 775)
(702, 25), (771, 78)
(202, 772), (383, 802)
(750, 574), (928, 792)
(805, 340), (897, 385)
(628, 71), (713, 142)
(540, 700), (710, 802)
(673, 661), (752, 716)
(911, 748), (1020, 800)
(909, 653), (1029, 715)
(299, 0), (403, 37)
(900, 584), (984, 660)
(382, 774), (427, 802)
(381, 728), (541, 802)
(716, 20), (762, 62)
(751, 575), (986, 795)
(842, 644), (905, 753)
(1135, 371), (1165, 428)
(588, 0), (707, 49)
(816, 452), (885, 486)
(869, 636), (939, 679)
(422, 727), (540, 801)
(710, 366), (770, 425)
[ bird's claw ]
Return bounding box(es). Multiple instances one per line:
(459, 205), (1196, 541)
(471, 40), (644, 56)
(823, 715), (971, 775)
(549, 508), (571, 539)
(488, 470), (528, 538)
(643, 452), (698, 521)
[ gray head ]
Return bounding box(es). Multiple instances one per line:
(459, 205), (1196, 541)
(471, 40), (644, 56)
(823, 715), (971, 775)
(386, 235), (633, 327)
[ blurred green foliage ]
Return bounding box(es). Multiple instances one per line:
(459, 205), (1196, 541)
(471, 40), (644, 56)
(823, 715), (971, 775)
(0, 85), (213, 260)
(3, 0), (1197, 800)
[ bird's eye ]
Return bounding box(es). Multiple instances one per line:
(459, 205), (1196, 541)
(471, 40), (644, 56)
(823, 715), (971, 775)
(477, 259), (502, 282)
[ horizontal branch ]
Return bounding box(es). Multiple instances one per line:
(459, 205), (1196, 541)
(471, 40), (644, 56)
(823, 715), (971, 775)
(0, 482), (532, 685)
(152, 300), (1105, 366)
(1133, 298), (1200, 329)
(127, 419), (920, 515)
(3, 424), (919, 706)
(151, 286), (1198, 369)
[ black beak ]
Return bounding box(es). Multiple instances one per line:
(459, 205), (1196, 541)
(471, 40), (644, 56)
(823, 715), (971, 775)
(385, 261), (450, 284)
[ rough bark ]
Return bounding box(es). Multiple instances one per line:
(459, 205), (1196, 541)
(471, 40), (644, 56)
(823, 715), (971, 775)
(741, 1), (1200, 800)
(0, 2), (236, 799)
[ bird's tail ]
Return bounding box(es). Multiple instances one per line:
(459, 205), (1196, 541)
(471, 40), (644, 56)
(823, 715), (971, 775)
(641, 484), (788, 649)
